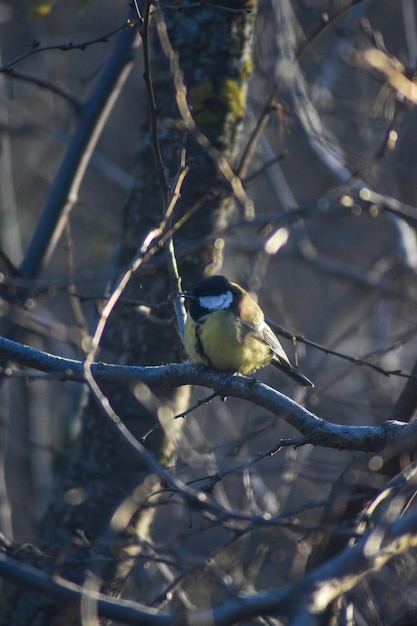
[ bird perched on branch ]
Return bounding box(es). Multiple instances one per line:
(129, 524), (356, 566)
(183, 275), (313, 387)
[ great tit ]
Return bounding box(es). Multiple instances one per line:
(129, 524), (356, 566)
(184, 275), (313, 387)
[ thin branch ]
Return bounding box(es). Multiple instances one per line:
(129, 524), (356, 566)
(155, 1), (254, 14)
(0, 552), (170, 626)
(188, 437), (308, 493)
(18, 14), (139, 280)
(358, 185), (417, 228)
(63, 222), (89, 353)
(139, 1), (169, 208)
(140, 391), (218, 443)
(188, 507), (417, 626)
(2, 187), (416, 294)
(1, 20), (138, 70)
(268, 319), (417, 381)
(243, 152), (287, 185)
(165, 154), (189, 344)
(80, 161), (221, 531)
(390, 356), (417, 422)
(402, 0), (417, 68)
(0, 335), (412, 454)
(155, 11), (255, 220)
(0, 68), (81, 109)
(2, 470), (417, 626)
(237, 93), (277, 179)
(273, 0), (353, 182)
(136, 1), (187, 341)
(139, 388), (215, 445)
(296, 0), (367, 60)
(175, 391), (218, 420)
(361, 47), (417, 105)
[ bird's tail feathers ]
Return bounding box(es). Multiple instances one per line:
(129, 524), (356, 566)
(272, 358), (314, 387)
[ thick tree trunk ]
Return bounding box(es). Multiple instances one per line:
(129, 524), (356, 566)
(0, 2), (257, 623)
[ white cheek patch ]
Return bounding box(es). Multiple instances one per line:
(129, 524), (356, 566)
(199, 290), (233, 311)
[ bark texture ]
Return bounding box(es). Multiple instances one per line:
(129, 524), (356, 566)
(0, 2), (257, 623)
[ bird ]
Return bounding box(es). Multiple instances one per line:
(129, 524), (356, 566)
(183, 275), (313, 387)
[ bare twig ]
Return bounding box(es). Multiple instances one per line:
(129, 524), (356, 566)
(237, 93), (277, 180)
(268, 319), (417, 381)
(18, 14), (139, 280)
(140, 391), (217, 443)
(2, 492), (417, 625)
(296, 0), (367, 60)
(361, 47), (417, 104)
(63, 222), (89, 353)
(165, 154), (189, 343)
(195, 508), (417, 625)
(402, 0), (417, 68)
(139, 1), (169, 208)
(188, 436), (308, 492)
(155, 1), (254, 14)
(0, 552), (169, 626)
(136, 1), (188, 341)
(155, 11), (255, 220)
(0, 68), (81, 109)
(1, 20), (138, 70)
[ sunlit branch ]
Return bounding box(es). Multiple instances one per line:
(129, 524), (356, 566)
(0, 335), (412, 455)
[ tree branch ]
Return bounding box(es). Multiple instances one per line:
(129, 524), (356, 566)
(0, 336), (410, 453)
(0, 552), (169, 626)
(18, 14), (138, 279)
(189, 506), (417, 626)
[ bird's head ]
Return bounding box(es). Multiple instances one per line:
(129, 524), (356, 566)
(184, 275), (241, 321)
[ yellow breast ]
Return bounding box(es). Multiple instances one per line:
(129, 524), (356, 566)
(184, 309), (272, 374)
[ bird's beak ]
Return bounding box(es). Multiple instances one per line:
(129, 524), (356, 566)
(180, 292), (196, 300)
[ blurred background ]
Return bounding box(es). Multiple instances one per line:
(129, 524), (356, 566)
(1, 0), (417, 623)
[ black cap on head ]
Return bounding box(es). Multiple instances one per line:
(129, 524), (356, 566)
(187, 275), (238, 320)
(192, 275), (231, 297)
